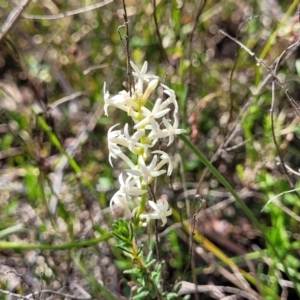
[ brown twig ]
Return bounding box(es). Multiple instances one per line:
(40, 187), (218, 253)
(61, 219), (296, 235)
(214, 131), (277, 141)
(270, 81), (294, 187)
(153, 0), (170, 65)
(185, 4), (206, 296)
(119, 0), (134, 96)
(187, 0), (206, 83)
(148, 184), (161, 263)
(218, 29), (300, 116)
(180, 195), (205, 286)
(228, 16), (259, 135)
(219, 29), (300, 189)
(190, 196), (205, 300)
(270, 36), (300, 181)
(194, 29), (300, 196)
(195, 31), (300, 197)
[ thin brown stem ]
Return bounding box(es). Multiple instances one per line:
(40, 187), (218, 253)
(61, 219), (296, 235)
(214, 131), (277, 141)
(219, 29), (300, 116)
(187, 0), (206, 84)
(153, 0), (170, 65)
(121, 0), (134, 95)
(149, 184), (161, 263)
(270, 81), (294, 187)
(228, 16), (258, 136)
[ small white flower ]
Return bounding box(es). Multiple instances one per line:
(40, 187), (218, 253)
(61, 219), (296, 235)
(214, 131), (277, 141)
(152, 150), (173, 176)
(142, 79), (159, 101)
(134, 98), (170, 129)
(160, 84), (178, 117)
(105, 90), (139, 117)
(140, 198), (172, 226)
(110, 192), (132, 219)
(130, 61), (148, 93)
(109, 123), (148, 154)
(146, 120), (160, 146)
(118, 173), (147, 199)
(126, 155), (166, 184)
(150, 117), (186, 146)
(123, 124), (149, 152)
(107, 124), (136, 168)
(130, 61), (158, 93)
(107, 124), (122, 166)
(103, 82), (110, 116)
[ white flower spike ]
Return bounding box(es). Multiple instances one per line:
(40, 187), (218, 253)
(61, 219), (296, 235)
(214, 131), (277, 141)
(105, 61), (185, 225)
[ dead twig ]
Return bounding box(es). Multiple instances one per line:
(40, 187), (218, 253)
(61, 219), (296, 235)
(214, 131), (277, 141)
(22, 0), (113, 20)
(0, 287), (91, 300)
(195, 27), (300, 197)
(118, 1), (134, 95)
(47, 91), (87, 110)
(0, 0), (31, 44)
(269, 34), (300, 189)
(270, 81), (294, 187)
(175, 281), (260, 300)
(83, 63), (108, 75)
(263, 186), (300, 210)
(195, 29), (300, 195)
(218, 29), (300, 116)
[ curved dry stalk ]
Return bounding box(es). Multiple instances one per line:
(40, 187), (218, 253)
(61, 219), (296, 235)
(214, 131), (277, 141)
(0, 288), (91, 300)
(48, 91), (87, 110)
(175, 281), (260, 300)
(22, 0), (113, 20)
(0, 0), (31, 43)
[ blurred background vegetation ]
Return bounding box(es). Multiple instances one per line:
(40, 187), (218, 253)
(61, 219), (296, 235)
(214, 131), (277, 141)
(0, 0), (300, 299)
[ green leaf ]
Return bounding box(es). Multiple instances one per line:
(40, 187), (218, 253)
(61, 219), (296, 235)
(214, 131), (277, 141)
(145, 250), (153, 263)
(124, 267), (140, 275)
(116, 245), (132, 254)
(166, 292), (179, 300)
(296, 59), (300, 76)
(145, 259), (156, 268)
(4, 198), (19, 215)
(132, 290), (149, 299)
(0, 224), (25, 239)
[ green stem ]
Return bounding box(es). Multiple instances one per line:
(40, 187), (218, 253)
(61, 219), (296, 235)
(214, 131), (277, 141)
(134, 187), (147, 227)
(259, 0), (298, 60)
(0, 233), (112, 250)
